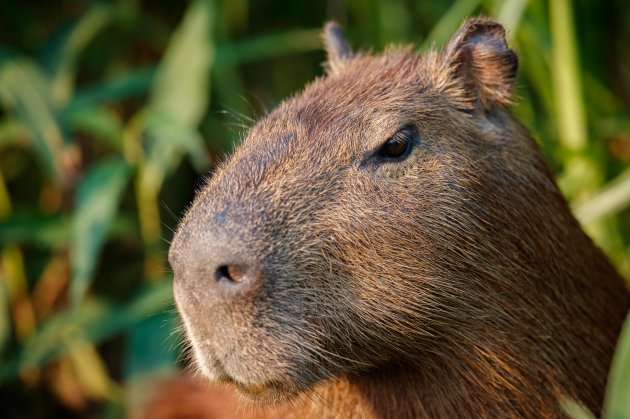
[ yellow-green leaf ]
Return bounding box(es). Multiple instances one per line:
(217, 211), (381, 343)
(71, 157), (130, 305)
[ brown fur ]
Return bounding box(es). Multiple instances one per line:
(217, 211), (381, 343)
(163, 18), (630, 418)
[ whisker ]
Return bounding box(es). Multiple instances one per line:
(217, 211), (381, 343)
(161, 201), (180, 223)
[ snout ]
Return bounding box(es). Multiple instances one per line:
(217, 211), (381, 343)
(169, 220), (272, 378)
(168, 165), (333, 399)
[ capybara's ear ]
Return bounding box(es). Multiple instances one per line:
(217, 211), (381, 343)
(323, 22), (353, 74)
(440, 17), (518, 110)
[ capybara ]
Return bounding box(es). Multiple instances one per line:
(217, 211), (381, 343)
(165, 17), (630, 418)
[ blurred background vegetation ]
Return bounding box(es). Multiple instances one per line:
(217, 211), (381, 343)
(0, 0), (629, 417)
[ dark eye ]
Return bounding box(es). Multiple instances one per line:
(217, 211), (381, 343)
(378, 124), (418, 160)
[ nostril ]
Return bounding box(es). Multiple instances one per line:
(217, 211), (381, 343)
(216, 264), (245, 283)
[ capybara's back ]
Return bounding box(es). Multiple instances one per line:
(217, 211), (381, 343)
(163, 18), (630, 418)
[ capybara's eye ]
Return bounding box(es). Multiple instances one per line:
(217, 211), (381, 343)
(378, 124), (418, 160)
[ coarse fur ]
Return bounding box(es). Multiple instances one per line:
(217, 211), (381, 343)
(165, 18), (630, 418)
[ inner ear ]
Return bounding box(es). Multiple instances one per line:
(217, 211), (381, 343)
(323, 22), (353, 74)
(440, 18), (518, 110)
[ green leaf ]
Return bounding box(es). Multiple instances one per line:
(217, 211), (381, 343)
(125, 313), (179, 381)
(0, 213), (136, 248)
(0, 277), (10, 354)
(0, 48), (18, 63)
(144, 109), (209, 174)
(132, 0), (216, 186)
(149, 0), (216, 129)
(71, 157), (131, 305)
(0, 298), (109, 382)
(66, 105), (125, 150)
(574, 168), (630, 224)
(42, 3), (114, 105)
(66, 67), (157, 112)
(0, 280), (173, 383)
(0, 117), (28, 147)
(604, 312), (630, 418)
(0, 58), (66, 179)
(0, 213), (70, 248)
(64, 27), (323, 113)
(214, 28), (322, 67)
(562, 398), (596, 419)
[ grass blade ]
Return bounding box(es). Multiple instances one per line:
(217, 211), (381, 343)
(549, 0), (587, 151)
(604, 312), (630, 418)
(0, 58), (66, 180)
(496, 0), (529, 34)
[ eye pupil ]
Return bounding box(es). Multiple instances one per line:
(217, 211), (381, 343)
(378, 125), (417, 160)
(383, 139), (407, 157)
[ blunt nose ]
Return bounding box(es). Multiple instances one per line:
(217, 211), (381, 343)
(169, 209), (265, 299)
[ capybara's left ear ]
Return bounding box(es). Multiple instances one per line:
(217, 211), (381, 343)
(323, 21), (353, 74)
(439, 17), (518, 110)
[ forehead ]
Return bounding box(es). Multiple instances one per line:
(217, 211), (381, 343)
(249, 48), (430, 140)
(200, 49), (436, 214)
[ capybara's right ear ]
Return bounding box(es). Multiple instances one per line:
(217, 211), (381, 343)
(323, 22), (353, 74)
(438, 17), (518, 110)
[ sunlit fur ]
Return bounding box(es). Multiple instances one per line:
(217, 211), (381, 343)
(165, 18), (630, 418)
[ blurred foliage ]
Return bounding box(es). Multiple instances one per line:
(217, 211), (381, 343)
(0, 0), (629, 417)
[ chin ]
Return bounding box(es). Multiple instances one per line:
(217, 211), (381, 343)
(231, 380), (300, 404)
(192, 354), (312, 405)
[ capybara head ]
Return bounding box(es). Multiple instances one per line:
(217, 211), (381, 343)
(169, 18), (582, 405)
